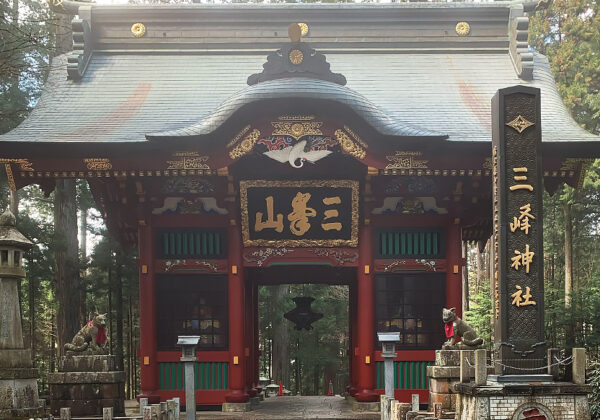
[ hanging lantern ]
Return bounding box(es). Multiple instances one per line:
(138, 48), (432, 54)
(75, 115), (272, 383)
(284, 297), (323, 331)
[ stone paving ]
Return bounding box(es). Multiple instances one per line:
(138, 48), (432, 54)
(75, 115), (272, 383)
(126, 396), (380, 419)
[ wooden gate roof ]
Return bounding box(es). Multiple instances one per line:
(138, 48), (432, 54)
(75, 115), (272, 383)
(0, 3), (598, 154)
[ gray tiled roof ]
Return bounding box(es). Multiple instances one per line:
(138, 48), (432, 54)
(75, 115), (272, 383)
(1, 50), (597, 144)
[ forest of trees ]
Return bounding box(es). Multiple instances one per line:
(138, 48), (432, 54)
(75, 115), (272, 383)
(1, 0), (599, 408)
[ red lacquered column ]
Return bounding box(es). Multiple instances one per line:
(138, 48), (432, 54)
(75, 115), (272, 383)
(245, 278), (257, 397)
(446, 224), (463, 317)
(225, 221), (249, 403)
(355, 222), (378, 402)
(348, 279), (359, 396)
(138, 223), (160, 403)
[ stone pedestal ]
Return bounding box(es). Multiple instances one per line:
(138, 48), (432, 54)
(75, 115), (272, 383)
(0, 348), (43, 419)
(455, 380), (591, 420)
(427, 350), (475, 411)
(49, 355), (125, 416)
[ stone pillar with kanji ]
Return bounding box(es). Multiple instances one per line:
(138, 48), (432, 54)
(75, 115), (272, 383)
(491, 86), (545, 374)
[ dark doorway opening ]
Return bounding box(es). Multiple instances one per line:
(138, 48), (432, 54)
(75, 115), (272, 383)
(248, 266), (356, 396)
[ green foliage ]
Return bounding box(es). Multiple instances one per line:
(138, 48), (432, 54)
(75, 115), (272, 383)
(465, 283), (493, 349)
(0, 0), (56, 134)
(259, 284), (349, 395)
(588, 357), (600, 418)
(530, 0), (600, 134)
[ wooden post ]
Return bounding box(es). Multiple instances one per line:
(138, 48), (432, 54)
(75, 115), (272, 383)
(160, 401), (168, 420)
(167, 399), (176, 420)
(492, 86), (545, 374)
(140, 397), (149, 416)
(173, 397), (180, 419)
(103, 407), (113, 420)
(572, 348), (586, 385)
(143, 405), (152, 420)
(474, 349), (487, 385)
(151, 403), (160, 420)
(60, 407), (71, 420)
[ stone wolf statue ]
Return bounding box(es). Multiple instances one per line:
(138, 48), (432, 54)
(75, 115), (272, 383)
(64, 312), (109, 354)
(442, 307), (484, 349)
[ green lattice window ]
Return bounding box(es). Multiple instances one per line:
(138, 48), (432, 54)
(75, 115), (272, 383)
(157, 229), (226, 259)
(375, 361), (434, 390)
(376, 229), (445, 259)
(159, 362), (228, 390)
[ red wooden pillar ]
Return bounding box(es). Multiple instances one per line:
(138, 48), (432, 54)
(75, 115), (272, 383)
(225, 221), (249, 403)
(348, 278), (359, 396)
(244, 277), (257, 397)
(138, 223), (160, 403)
(446, 223), (463, 317)
(253, 280), (261, 393)
(355, 222), (378, 402)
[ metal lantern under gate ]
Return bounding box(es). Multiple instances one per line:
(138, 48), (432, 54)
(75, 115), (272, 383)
(284, 297), (323, 331)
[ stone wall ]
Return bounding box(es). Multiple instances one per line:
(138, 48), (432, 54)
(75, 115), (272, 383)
(455, 383), (591, 420)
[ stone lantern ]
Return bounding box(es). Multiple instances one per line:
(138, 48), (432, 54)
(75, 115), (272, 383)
(0, 210), (43, 419)
(177, 336), (201, 420)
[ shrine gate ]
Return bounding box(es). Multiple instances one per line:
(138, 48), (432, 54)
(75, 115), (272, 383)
(1, 1), (599, 409)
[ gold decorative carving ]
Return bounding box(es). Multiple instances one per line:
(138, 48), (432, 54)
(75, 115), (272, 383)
(298, 22), (309, 37)
(131, 22), (146, 38)
(385, 151), (428, 170)
(483, 157), (493, 170)
(4, 164), (15, 191)
(506, 115), (534, 133)
(271, 121), (322, 140)
(229, 129), (261, 160)
(343, 125), (368, 149)
(289, 49), (304, 65)
(455, 22), (471, 36)
(278, 115), (314, 121)
(227, 125), (251, 148)
(334, 129), (366, 160)
(0, 158), (34, 171)
(578, 159), (595, 190)
(166, 152), (210, 170)
(239, 179), (359, 248)
(84, 158), (112, 171)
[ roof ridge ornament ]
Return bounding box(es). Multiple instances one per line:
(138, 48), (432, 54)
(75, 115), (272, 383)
(247, 23), (347, 86)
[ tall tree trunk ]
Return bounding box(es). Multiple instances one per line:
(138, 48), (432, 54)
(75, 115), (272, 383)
(462, 242), (469, 312)
(564, 202), (573, 308)
(108, 266), (113, 355)
(54, 179), (80, 356)
(9, 190), (18, 219)
(563, 202), (575, 346)
(79, 206), (88, 325)
(114, 250), (124, 371)
(29, 276), (35, 356)
(271, 285), (289, 386)
(53, 11), (72, 56)
(50, 310), (56, 372)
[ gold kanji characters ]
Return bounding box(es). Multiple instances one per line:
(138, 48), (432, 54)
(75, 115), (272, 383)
(511, 244), (534, 273)
(510, 203), (535, 235)
(509, 167), (534, 191)
(321, 196), (342, 231)
(255, 196), (284, 232)
(288, 192), (316, 236)
(511, 285), (536, 307)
